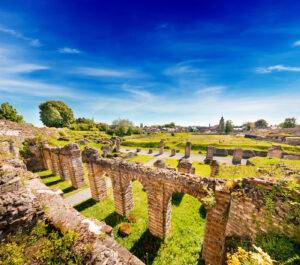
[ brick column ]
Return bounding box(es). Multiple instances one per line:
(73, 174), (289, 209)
(159, 140), (164, 155)
(49, 148), (60, 176)
(202, 188), (231, 265)
(58, 154), (71, 180)
(204, 146), (214, 163)
(116, 138), (120, 152)
(42, 147), (53, 171)
(69, 147), (86, 188)
(148, 182), (170, 238)
(87, 162), (107, 201)
(232, 148), (243, 164)
(111, 172), (134, 215)
(185, 141), (191, 157)
(210, 160), (220, 177)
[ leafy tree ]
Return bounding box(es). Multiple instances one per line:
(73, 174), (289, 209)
(0, 102), (23, 123)
(39, 100), (75, 128)
(164, 122), (176, 128)
(75, 117), (94, 124)
(255, 119), (268, 128)
(96, 123), (108, 131)
(280, 117), (296, 128)
(225, 120), (234, 134)
(243, 122), (255, 131)
(219, 116), (225, 133)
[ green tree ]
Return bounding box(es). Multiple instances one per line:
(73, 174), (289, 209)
(0, 102), (23, 123)
(280, 117), (296, 128)
(255, 119), (268, 128)
(219, 116), (225, 132)
(243, 122), (255, 131)
(39, 100), (75, 128)
(225, 120), (234, 134)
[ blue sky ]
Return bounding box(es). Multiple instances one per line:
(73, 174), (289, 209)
(0, 0), (300, 127)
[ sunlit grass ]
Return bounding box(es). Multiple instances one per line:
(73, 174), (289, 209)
(75, 180), (206, 264)
(129, 154), (155, 164)
(37, 163), (90, 198)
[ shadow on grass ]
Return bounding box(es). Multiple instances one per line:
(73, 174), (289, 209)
(74, 198), (97, 212)
(45, 179), (63, 186)
(62, 186), (77, 194)
(104, 212), (123, 227)
(199, 205), (207, 219)
(130, 229), (163, 264)
(39, 173), (55, 179)
(172, 193), (184, 206)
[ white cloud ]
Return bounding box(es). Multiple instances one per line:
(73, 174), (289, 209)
(0, 63), (49, 73)
(256, 65), (300, 73)
(0, 25), (41, 47)
(293, 40), (300, 46)
(58, 47), (80, 54)
(195, 86), (225, 94)
(76, 67), (143, 78)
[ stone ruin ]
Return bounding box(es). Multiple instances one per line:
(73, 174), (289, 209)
(115, 138), (121, 152)
(159, 139), (164, 155)
(0, 140), (19, 158)
(177, 159), (193, 174)
(153, 159), (166, 168)
(210, 160), (220, 177)
(171, 148), (176, 156)
(148, 148), (153, 154)
(232, 148), (243, 164)
(267, 145), (283, 158)
(185, 141), (191, 157)
(204, 145), (214, 163)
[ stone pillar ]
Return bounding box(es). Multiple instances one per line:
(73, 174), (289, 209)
(210, 160), (219, 177)
(177, 159), (193, 174)
(116, 138), (120, 152)
(42, 147), (53, 171)
(171, 148), (176, 156)
(87, 162), (107, 201)
(191, 166), (196, 174)
(185, 141), (191, 157)
(159, 140), (164, 155)
(9, 142), (19, 158)
(267, 145), (283, 158)
(149, 148), (153, 154)
(111, 172), (134, 216)
(49, 148), (60, 176)
(58, 154), (70, 180)
(232, 148), (243, 164)
(202, 189), (231, 265)
(204, 146), (214, 163)
(68, 144), (86, 188)
(148, 182), (170, 239)
(153, 159), (166, 168)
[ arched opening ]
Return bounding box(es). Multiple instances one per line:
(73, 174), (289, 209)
(161, 192), (207, 265)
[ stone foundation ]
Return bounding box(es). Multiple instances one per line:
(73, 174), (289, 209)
(267, 145), (283, 158)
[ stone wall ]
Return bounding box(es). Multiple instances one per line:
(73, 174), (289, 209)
(0, 140), (19, 159)
(0, 160), (42, 242)
(83, 145), (300, 265)
(0, 119), (59, 143)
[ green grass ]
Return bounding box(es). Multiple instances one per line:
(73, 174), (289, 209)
(37, 163), (90, 198)
(122, 133), (300, 155)
(129, 154), (155, 164)
(249, 156), (300, 166)
(75, 180), (206, 264)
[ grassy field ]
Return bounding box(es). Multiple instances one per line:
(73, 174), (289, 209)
(75, 180), (206, 265)
(37, 163), (90, 198)
(129, 154), (155, 164)
(122, 133), (300, 155)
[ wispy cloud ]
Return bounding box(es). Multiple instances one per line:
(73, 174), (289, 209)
(58, 47), (80, 54)
(195, 86), (226, 94)
(293, 40), (300, 46)
(75, 67), (143, 78)
(0, 63), (49, 73)
(256, 65), (300, 73)
(0, 25), (41, 47)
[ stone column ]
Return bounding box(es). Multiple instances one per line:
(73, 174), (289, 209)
(159, 140), (164, 155)
(148, 182), (170, 239)
(185, 141), (191, 157)
(49, 148), (60, 176)
(149, 148), (153, 154)
(210, 160), (219, 177)
(42, 147), (53, 171)
(267, 145), (283, 158)
(204, 146), (214, 163)
(116, 138), (120, 152)
(58, 153), (71, 180)
(202, 189), (231, 265)
(111, 171), (134, 216)
(177, 159), (193, 174)
(87, 162), (107, 201)
(232, 148), (243, 164)
(171, 148), (176, 156)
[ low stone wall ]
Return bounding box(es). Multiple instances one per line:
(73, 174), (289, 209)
(0, 140), (19, 159)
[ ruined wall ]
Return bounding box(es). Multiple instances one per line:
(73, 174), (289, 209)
(0, 159), (42, 242)
(225, 178), (300, 243)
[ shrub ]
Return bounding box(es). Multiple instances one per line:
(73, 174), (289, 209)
(0, 102), (23, 123)
(39, 100), (75, 128)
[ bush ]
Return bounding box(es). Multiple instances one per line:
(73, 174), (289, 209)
(39, 100), (75, 128)
(0, 102), (23, 123)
